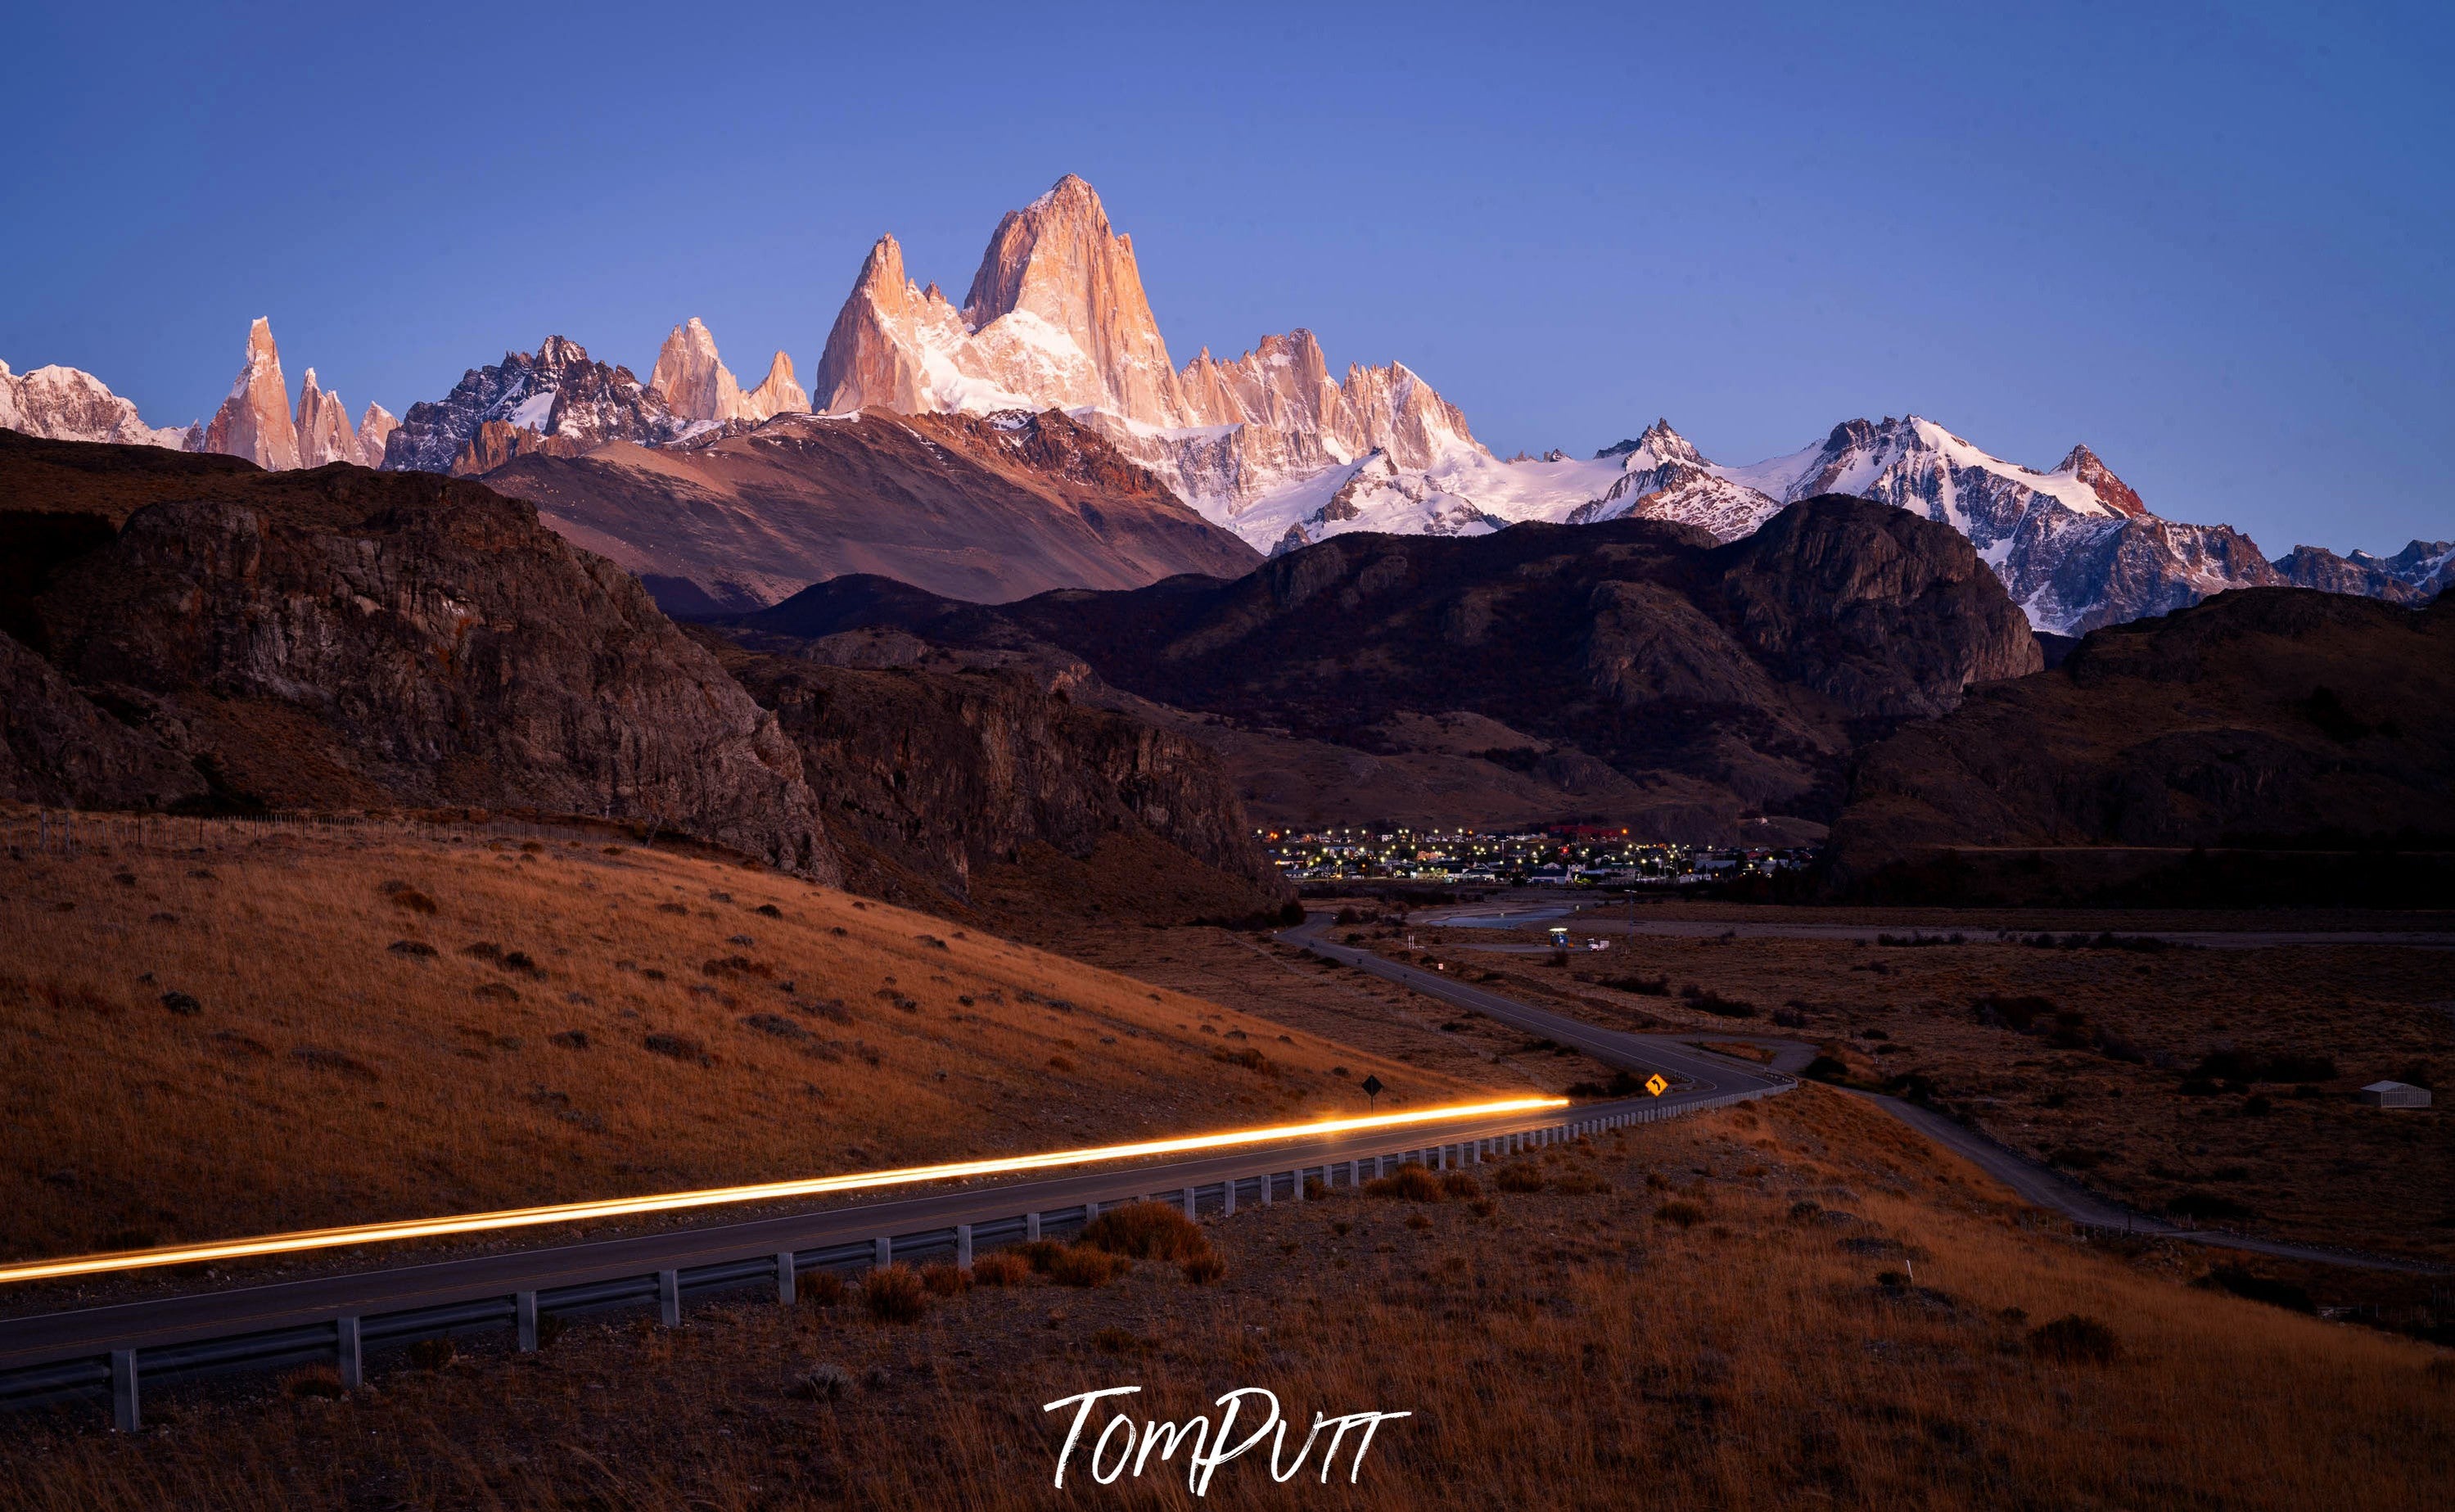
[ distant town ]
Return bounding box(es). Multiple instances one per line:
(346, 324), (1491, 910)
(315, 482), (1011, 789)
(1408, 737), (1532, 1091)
(1258, 824), (1817, 887)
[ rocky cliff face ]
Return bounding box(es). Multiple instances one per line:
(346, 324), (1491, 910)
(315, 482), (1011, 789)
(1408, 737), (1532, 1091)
(2272, 538), (2453, 603)
(477, 407), (1260, 616)
(0, 431), (834, 880)
(201, 318), (301, 471)
(1825, 587), (2455, 900)
(0, 361), (193, 449)
(706, 639), (1285, 918)
(739, 498), (2038, 839)
(383, 336), (686, 475)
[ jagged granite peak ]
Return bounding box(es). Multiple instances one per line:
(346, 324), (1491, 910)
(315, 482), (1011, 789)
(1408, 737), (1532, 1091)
(354, 404), (397, 469)
(202, 318), (301, 471)
(294, 368), (359, 468)
(383, 336), (684, 474)
(959, 173), (1187, 425)
(810, 177), (1487, 519)
(649, 317), (751, 424)
(0, 360), (192, 449)
(2272, 538), (2455, 603)
(745, 350), (809, 419)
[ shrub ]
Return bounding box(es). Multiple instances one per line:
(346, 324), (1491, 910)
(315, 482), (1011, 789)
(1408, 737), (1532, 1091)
(1654, 1199), (1708, 1228)
(160, 990), (202, 1016)
(386, 941), (436, 959)
(1045, 1244), (1126, 1288)
(972, 1251), (1031, 1287)
(1493, 1163), (1546, 1194)
(2027, 1314), (2121, 1364)
(388, 888), (439, 915)
(1972, 994), (2059, 1033)
(1439, 1171), (1481, 1200)
(1304, 1176), (1328, 1200)
(799, 1270), (848, 1307)
(2194, 1266), (2315, 1313)
(1092, 1325), (1144, 1355)
(861, 1265), (928, 1322)
(282, 1364), (346, 1400)
(643, 1033), (707, 1063)
(794, 1362), (851, 1401)
(405, 1337), (456, 1370)
(1365, 1164), (1443, 1201)
(1601, 975), (1670, 996)
(919, 1262), (971, 1296)
(1016, 1239), (1066, 1273)
(1803, 1055), (1850, 1082)
(1181, 1251), (1228, 1284)
(1552, 1170), (1612, 1196)
(1084, 1201), (1208, 1261)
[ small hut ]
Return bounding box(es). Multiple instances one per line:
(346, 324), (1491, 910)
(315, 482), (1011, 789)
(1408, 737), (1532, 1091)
(2357, 1081), (2432, 1108)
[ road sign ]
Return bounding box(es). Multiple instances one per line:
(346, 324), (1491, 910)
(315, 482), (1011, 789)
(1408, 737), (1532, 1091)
(1644, 1073), (1668, 1097)
(1361, 1074), (1384, 1109)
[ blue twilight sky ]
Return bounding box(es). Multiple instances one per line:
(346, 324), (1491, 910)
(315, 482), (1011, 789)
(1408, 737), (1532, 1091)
(3, 1), (2448, 554)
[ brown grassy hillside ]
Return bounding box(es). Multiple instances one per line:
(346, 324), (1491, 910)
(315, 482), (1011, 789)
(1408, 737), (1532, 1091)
(0, 815), (1477, 1271)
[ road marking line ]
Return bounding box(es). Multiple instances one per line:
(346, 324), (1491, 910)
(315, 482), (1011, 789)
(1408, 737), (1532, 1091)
(0, 1096), (1568, 1284)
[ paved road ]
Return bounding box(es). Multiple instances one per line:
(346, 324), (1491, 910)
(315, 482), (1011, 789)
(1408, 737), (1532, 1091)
(1287, 921), (2445, 1275)
(0, 1096), (1666, 1375)
(1415, 903), (2455, 952)
(1278, 919), (1791, 1101)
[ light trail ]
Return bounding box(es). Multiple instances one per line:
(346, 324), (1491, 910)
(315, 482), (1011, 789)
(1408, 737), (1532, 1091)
(0, 1095), (1568, 1284)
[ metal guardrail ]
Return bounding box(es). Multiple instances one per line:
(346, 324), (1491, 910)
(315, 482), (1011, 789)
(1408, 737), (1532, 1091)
(0, 1091), (1785, 1432)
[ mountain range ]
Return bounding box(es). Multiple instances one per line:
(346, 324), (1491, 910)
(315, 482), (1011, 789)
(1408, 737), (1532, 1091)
(2, 175), (2441, 635)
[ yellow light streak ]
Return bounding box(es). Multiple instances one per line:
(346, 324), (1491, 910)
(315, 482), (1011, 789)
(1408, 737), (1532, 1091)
(0, 1095), (1568, 1285)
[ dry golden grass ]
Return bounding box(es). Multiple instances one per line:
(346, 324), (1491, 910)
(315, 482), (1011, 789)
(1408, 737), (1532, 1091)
(7, 1086), (2448, 1509)
(0, 818), (1481, 1283)
(1381, 914), (2455, 1266)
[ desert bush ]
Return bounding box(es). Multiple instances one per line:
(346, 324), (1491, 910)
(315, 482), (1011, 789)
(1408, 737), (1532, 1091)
(919, 1262), (971, 1296)
(387, 888), (439, 915)
(1439, 1171), (1482, 1200)
(799, 1270), (848, 1308)
(1084, 1201), (1208, 1261)
(2028, 1314), (2122, 1364)
(1678, 986), (1758, 1018)
(1181, 1250), (1227, 1284)
(793, 1362), (851, 1401)
(160, 990), (201, 1015)
(2193, 1266), (2314, 1313)
(861, 1265), (928, 1322)
(279, 1365), (346, 1401)
(1365, 1164), (1443, 1201)
(1016, 1239), (1066, 1273)
(1304, 1175), (1329, 1199)
(971, 1251), (1031, 1287)
(1493, 1163), (1545, 1194)
(1601, 975), (1671, 995)
(642, 1033), (706, 1063)
(405, 1337), (456, 1370)
(1654, 1199), (1708, 1228)
(1045, 1244), (1126, 1288)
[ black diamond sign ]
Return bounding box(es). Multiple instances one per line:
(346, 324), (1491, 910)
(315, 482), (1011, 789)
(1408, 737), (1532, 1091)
(1361, 1074), (1384, 1108)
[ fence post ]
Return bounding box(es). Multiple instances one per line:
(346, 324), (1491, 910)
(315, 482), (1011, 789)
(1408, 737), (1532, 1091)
(955, 1224), (974, 1270)
(1181, 1188), (1197, 1220)
(111, 1349), (139, 1433)
(1290, 1170), (1304, 1203)
(337, 1316), (363, 1388)
(517, 1292), (539, 1352)
(1222, 1178), (1237, 1216)
(776, 1251), (797, 1305)
(1027, 1212), (1042, 1241)
(657, 1270), (681, 1326)
(1259, 1173), (1272, 1207)
(873, 1237), (892, 1271)
(1348, 1158), (1361, 1187)
(1084, 1199), (1100, 1225)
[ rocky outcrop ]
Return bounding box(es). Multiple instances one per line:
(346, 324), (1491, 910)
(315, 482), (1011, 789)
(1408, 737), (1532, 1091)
(354, 404), (398, 468)
(294, 368), (358, 468)
(708, 641), (1284, 915)
(478, 408), (1260, 616)
(0, 361), (192, 449)
(1825, 587), (2455, 901)
(2272, 539), (2453, 603)
(0, 628), (206, 809)
(201, 318), (301, 471)
(0, 430), (834, 879)
(739, 498), (2039, 838)
(382, 336), (685, 475)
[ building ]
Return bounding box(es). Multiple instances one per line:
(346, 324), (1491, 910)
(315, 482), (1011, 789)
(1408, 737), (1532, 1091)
(2357, 1081), (2431, 1108)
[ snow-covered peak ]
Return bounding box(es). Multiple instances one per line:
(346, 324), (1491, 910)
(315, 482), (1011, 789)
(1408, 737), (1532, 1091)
(0, 359), (194, 449)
